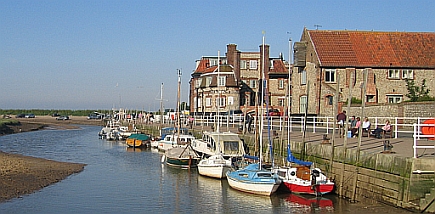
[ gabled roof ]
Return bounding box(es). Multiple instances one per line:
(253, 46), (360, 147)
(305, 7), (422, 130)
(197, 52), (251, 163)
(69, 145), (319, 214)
(307, 30), (435, 68)
(270, 59), (288, 74)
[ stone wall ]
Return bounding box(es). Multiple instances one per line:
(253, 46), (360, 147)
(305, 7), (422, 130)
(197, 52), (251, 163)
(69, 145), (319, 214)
(345, 101), (434, 119)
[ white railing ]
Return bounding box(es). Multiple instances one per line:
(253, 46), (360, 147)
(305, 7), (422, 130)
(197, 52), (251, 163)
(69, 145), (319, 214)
(191, 115), (434, 138)
(413, 123), (435, 158)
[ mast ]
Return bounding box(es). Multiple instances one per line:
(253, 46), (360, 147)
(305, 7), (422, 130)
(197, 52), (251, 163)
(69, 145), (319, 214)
(259, 31), (265, 169)
(177, 69), (181, 140)
(159, 83), (164, 130)
(217, 50), (220, 133)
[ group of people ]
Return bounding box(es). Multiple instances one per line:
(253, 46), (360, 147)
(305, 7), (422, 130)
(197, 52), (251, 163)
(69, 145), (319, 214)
(336, 110), (391, 139)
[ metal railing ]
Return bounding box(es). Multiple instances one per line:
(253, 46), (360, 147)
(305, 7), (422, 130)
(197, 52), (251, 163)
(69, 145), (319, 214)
(191, 115), (434, 139)
(413, 123), (435, 158)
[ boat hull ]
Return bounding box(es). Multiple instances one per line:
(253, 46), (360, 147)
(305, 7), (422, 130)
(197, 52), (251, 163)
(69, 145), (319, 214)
(226, 173), (281, 196)
(198, 164), (231, 179)
(282, 181), (334, 196)
(166, 157), (199, 168)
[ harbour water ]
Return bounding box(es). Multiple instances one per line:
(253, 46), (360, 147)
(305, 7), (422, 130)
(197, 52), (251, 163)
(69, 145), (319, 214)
(0, 126), (413, 213)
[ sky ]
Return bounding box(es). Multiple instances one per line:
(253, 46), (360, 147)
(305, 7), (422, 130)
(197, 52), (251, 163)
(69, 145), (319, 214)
(1, 0), (434, 111)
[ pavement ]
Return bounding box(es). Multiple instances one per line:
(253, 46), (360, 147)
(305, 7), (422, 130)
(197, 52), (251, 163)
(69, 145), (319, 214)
(187, 123), (435, 159)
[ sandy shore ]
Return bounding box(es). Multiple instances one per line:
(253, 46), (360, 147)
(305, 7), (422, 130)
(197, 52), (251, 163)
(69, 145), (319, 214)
(0, 116), (101, 203)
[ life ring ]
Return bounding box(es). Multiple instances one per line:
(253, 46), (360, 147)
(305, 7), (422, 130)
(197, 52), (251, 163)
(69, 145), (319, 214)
(421, 119), (435, 140)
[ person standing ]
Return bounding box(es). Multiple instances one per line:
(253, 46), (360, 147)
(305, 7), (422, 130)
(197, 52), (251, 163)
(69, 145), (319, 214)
(336, 110), (347, 137)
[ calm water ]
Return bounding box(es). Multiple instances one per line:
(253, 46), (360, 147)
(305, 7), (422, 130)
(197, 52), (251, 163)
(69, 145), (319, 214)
(0, 126), (413, 214)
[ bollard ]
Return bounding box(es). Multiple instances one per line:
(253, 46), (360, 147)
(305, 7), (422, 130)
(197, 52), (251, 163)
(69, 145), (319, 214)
(381, 140), (395, 153)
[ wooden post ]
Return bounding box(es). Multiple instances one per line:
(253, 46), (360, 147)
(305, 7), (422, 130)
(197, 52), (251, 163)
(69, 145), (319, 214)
(340, 70), (354, 198)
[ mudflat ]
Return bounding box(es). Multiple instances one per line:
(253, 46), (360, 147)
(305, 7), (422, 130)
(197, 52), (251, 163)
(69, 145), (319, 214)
(0, 115), (99, 203)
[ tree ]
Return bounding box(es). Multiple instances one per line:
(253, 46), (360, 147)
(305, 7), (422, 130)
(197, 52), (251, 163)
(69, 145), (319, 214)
(405, 79), (434, 102)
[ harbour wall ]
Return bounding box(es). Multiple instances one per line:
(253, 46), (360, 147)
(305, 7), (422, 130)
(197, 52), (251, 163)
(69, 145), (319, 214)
(139, 125), (435, 213)
(242, 135), (435, 213)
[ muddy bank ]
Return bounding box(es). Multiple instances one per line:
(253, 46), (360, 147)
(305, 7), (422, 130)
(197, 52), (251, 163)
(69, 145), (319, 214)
(0, 116), (94, 203)
(0, 151), (86, 203)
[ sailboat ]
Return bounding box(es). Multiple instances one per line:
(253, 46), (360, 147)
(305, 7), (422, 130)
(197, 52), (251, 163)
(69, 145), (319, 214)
(226, 35), (281, 195)
(274, 144), (335, 196)
(163, 69), (200, 168)
(196, 51), (244, 179)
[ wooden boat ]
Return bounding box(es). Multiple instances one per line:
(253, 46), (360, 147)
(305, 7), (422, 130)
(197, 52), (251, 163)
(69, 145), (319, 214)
(164, 144), (200, 168)
(126, 134), (150, 148)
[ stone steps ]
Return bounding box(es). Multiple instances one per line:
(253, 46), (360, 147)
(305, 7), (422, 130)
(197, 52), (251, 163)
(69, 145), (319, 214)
(420, 188), (435, 213)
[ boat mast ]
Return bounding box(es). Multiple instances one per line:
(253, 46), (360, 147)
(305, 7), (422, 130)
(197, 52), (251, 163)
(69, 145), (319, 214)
(259, 31), (265, 169)
(159, 83), (164, 131)
(217, 50), (220, 133)
(177, 69), (182, 140)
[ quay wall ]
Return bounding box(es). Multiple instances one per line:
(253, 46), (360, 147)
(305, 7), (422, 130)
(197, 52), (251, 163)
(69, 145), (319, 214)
(233, 135), (435, 213)
(139, 125), (435, 212)
(345, 101), (435, 120)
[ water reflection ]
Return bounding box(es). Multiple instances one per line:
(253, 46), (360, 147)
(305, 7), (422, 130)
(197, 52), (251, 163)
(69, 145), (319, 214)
(0, 126), (414, 214)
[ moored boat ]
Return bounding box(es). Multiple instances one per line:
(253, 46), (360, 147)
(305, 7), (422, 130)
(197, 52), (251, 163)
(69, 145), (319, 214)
(197, 154), (232, 179)
(126, 134), (150, 148)
(164, 145), (200, 168)
(275, 144), (335, 196)
(226, 163), (281, 196)
(191, 131), (245, 158)
(157, 134), (196, 152)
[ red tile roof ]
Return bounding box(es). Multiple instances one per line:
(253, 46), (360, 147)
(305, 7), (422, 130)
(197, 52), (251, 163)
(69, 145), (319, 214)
(307, 30), (435, 68)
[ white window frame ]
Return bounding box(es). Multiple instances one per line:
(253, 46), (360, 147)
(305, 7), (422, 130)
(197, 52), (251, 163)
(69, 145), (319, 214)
(240, 60), (247, 69)
(402, 69), (414, 79)
(278, 98), (285, 106)
(249, 60), (257, 69)
(301, 70), (307, 85)
(210, 59), (218, 66)
(216, 97), (226, 107)
(278, 79), (284, 89)
(206, 77), (212, 87)
(206, 97), (212, 107)
(250, 80), (257, 89)
(218, 76), (226, 86)
(300, 95), (307, 114)
(325, 69), (336, 83)
(228, 96), (234, 105)
(387, 95), (403, 103)
(388, 69), (400, 79)
(196, 79), (202, 88)
(197, 98), (202, 108)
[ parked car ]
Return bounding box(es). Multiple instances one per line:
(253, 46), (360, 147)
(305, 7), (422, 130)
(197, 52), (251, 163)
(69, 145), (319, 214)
(87, 114), (102, 120)
(25, 114), (35, 118)
(267, 109), (281, 117)
(56, 116), (70, 120)
(15, 114), (26, 118)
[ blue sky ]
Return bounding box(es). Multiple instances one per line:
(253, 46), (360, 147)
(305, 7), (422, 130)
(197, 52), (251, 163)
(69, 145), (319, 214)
(1, 0), (434, 111)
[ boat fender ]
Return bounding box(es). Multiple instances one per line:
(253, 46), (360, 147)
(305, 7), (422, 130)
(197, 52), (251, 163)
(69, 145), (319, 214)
(161, 155), (166, 163)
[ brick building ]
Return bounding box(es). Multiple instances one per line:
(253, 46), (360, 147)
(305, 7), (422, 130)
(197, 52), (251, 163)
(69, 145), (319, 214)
(189, 44), (289, 115)
(291, 28), (435, 116)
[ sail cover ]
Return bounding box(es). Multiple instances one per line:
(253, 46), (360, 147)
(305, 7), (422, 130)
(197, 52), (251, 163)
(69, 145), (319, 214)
(287, 144), (312, 166)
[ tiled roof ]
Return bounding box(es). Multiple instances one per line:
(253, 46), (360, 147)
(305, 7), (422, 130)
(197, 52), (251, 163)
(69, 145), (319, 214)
(308, 30), (435, 68)
(194, 59), (216, 74)
(270, 60), (288, 73)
